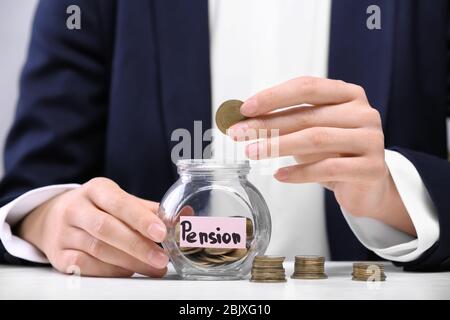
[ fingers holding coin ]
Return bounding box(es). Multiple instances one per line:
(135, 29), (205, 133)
(216, 76), (411, 235)
(221, 76), (384, 167)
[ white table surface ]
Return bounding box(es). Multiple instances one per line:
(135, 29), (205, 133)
(1, 261), (449, 300)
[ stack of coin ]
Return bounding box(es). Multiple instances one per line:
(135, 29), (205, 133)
(250, 256), (286, 283)
(175, 217), (253, 266)
(215, 99), (248, 134)
(352, 262), (386, 281)
(291, 255), (327, 279)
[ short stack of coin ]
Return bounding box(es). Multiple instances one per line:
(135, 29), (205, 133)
(352, 262), (386, 281)
(250, 256), (286, 283)
(291, 256), (327, 279)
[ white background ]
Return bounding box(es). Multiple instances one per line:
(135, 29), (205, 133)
(0, 0), (37, 178)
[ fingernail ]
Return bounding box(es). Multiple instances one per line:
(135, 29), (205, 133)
(228, 122), (248, 140)
(148, 250), (169, 269)
(246, 143), (259, 159)
(240, 98), (257, 116)
(229, 122), (248, 132)
(275, 168), (289, 181)
(147, 223), (167, 242)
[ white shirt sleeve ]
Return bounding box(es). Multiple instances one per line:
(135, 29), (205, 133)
(0, 184), (80, 263)
(343, 150), (440, 262)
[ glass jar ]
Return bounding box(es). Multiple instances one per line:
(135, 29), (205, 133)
(158, 159), (271, 280)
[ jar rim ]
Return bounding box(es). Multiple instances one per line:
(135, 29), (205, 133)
(176, 159), (250, 173)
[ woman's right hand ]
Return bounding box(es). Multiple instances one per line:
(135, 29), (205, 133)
(16, 177), (169, 277)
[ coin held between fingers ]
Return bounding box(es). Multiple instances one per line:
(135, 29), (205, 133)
(215, 99), (247, 134)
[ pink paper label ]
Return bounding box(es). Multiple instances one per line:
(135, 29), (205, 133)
(179, 216), (246, 249)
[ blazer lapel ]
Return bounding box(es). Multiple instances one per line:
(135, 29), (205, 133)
(149, 0), (212, 171)
(328, 0), (396, 123)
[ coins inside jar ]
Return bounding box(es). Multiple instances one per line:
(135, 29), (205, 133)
(215, 99), (247, 134)
(175, 217), (254, 266)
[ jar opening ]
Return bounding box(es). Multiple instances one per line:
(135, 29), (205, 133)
(176, 159), (250, 175)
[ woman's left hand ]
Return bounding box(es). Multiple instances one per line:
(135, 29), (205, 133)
(228, 76), (415, 235)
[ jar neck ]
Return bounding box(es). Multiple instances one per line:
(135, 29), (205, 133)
(176, 159), (250, 182)
(179, 171), (249, 182)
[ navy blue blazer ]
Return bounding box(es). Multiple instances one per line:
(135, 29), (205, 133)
(1, 0), (449, 271)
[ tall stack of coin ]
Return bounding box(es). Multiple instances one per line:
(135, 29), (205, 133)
(291, 256), (327, 279)
(352, 262), (386, 281)
(215, 100), (248, 134)
(176, 217), (253, 266)
(250, 256), (286, 283)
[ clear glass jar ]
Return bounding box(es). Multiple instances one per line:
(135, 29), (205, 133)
(158, 159), (271, 280)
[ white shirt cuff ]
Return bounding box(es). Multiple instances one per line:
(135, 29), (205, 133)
(342, 150), (440, 262)
(0, 184), (80, 263)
